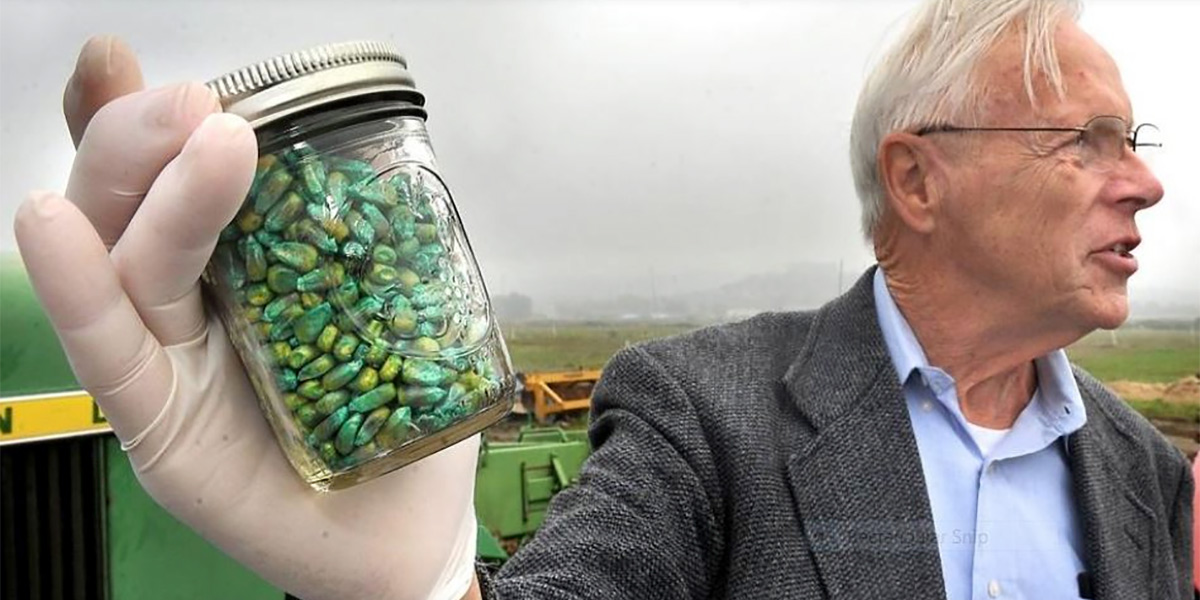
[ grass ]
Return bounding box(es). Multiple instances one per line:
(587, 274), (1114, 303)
(1066, 328), (1199, 383)
(1125, 399), (1200, 423)
(502, 321), (701, 372)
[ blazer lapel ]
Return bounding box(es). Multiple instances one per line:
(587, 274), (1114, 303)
(780, 268), (946, 600)
(1067, 389), (1156, 600)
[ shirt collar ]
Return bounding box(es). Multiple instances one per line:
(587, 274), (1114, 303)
(872, 267), (1086, 436)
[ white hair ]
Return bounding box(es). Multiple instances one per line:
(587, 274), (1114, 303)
(850, 0), (1083, 240)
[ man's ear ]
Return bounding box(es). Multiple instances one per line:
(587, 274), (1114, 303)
(877, 133), (944, 235)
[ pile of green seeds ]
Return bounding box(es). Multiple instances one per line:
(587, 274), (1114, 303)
(211, 147), (502, 471)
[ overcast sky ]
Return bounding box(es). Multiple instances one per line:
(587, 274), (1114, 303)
(1, 0), (1196, 309)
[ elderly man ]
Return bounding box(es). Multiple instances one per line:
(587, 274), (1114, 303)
(15, 0), (1192, 599)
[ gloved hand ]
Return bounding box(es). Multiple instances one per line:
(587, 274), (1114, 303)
(16, 36), (480, 600)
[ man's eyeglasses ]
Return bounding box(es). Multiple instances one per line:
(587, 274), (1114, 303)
(915, 115), (1161, 170)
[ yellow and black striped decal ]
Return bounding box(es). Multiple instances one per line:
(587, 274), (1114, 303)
(0, 391), (110, 446)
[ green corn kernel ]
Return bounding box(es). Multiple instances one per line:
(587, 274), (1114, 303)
(341, 241), (367, 262)
(345, 441), (379, 466)
(352, 344), (369, 362)
(419, 244), (446, 260)
(395, 268), (421, 293)
(349, 366), (379, 393)
(322, 359), (363, 391)
(348, 383), (397, 413)
(371, 244), (397, 265)
(276, 368), (298, 391)
(358, 203), (390, 238)
(401, 359), (446, 387)
(414, 223), (438, 244)
(335, 413), (363, 455)
(363, 319), (386, 341)
(410, 283), (444, 309)
(254, 167), (293, 213)
(298, 160), (327, 202)
(219, 223), (241, 242)
(310, 406), (348, 443)
(266, 265), (299, 294)
(246, 283), (273, 306)
(214, 245), (246, 290)
(324, 218), (350, 242)
(328, 281), (360, 310)
(289, 219), (339, 254)
(315, 390), (352, 416)
(392, 217), (417, 244)
(298, 380), (325, 400)
(446, 382), (468, 405)
(270, 341), (292, 364)
(332, 333), (360, 362)
(360, 279), (396, 299)
(297, 263), (345, 293)
(296, 404), (321, 428)
(329, 156), (376, 181)
(396, 238), (420, 262)
(410, 252), (440, 278)
(283, 392), (307, 411)
(294, 303), (333, 343)
(254, 230), (283, 248)
(416, 321), (441, 338)
(377, 405), (414, 446)
(348, 179), (387, 206)
(242, 305), (263, 323)
(345, 211), (374, 245)
(297, 354), (336, 380)
(316, 325), (339, 353)
(378, 354), (403, 382)
(300, 292), (323, 309)
(364, 343), (388, 367)
(287, 344), (320, 370)
(418, 305), (446, 324)
(366, 263), (399, 287)
(263, 293), (300, 323)
(389, 309), (418, 336)
(412, 337), (441, 353)
(269, 242), (319, 272)
(347, 296), (383, 322)
(355, 407), (390, 446)
(326, 170), (349, 208)
(265, 191), (306, 232)
(413, 414), (437, 432)
(267, 322), (293, 342)
(319, 441), (338, 466)
(388, 172), (412, 200)
(236, 206), (264, 233)
(248, 154), (278, 198)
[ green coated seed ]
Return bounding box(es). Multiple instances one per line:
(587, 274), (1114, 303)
(364, 342), (388, 367)
(371, 244), (397, 265)
(311, 406), (348, 442)
(329, 157), (376, 181)
(296, 404), (321, 427)
(412, 337), (441, 353)
(298, 160), (328, 203)
(410, 252), (441, 278)
(287, 344), (319, 370)
(389, 309), (418, 336)
(347, 296), (383, 324)
(332, 333), (360, 362)
(378, 405), (414, 446)
(345, 441), (379, 465)
(349, 179), (387, 206)
(289, 219), (339, 254)
(298, 380), (325, 400)
(265, 191), (306, 232)
(396, 237), (420, 260)
(360, 279), (396, 299)
(276, 368), (298, 391)
(236, 207), (264, 234)
(416, 321), (441, 338)
(319, 441), (338, 465)
(326, 171), (349, 210)
(355, 407), (390, 446)
(266, 265), (299, 294)
(378, 354), (403, 382)
(348, 383), (396, 413)
(254, 167), (293, 213)
(254, 230), (284, 248)
(297, 263), (345, 293)
(367, 263), (399, 287)
(415, 223), (438, 244)
(345, 211), (374, 245)
(242, 305), (263, 323)
(328, 280), (360, 309)
(392, 218), (417, 245)
(396, 268), (421, 293)
(283, 392), (306, 411)
(321, 359), (363, 391)
(402, 359), (447, 387)
(267, 321), (293, 342)
(335, 413), (363, 455)
(219, 223), (240, 242)
(214, 245), (246, 290)
(363, 319), (386, 341)
(316, 325), (339, 352)
(263, 293), (300, 323)
(294, 303), (333, 343)
(300, 292), (323, 309)
(297, 354), (336, 380)
(270, 341), (292, 364)
(315, 390), (352, 416)
(341, 241), (367, 262)
(349, 366), (379, 393)
(249, 155), (278, 198)
(359, 203), (390, 238)
(410, 284), (443, 309)
(246, 283), (273, 306)
(270, 242), (319, 272)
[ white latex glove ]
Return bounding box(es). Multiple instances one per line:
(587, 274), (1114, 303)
(16, 36), (479, 600)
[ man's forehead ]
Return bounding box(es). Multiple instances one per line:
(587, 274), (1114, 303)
(977, 21), (1132, 125)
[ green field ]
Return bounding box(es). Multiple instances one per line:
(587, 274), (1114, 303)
(503, 322), (700, 372)
(1065, 328), (1199, 383)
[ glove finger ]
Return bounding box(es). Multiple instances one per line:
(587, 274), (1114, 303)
(63, 35), (145, 148)
(14, 191), (175, 443)
(111, 113), (257, 346)
(66, 82), (220, 249)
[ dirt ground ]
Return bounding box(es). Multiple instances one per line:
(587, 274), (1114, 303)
(1107, 375), (1200, 403)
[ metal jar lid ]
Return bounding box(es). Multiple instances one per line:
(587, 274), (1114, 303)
(206, 41), (426, 129)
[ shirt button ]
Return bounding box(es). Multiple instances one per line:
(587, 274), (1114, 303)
(987, 579), (1002, 598)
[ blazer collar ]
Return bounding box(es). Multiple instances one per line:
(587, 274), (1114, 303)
(781, 266), (947, 599)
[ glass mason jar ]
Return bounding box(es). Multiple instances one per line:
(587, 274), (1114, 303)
(203, 41), (514, 491)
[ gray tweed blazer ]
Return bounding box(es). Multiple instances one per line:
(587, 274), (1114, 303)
(481, 267), (1194, 600)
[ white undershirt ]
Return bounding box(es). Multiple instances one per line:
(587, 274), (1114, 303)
(963, 421), (1011, 457)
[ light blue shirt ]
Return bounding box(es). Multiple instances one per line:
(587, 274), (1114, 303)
(872, 268), (1089, 600)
